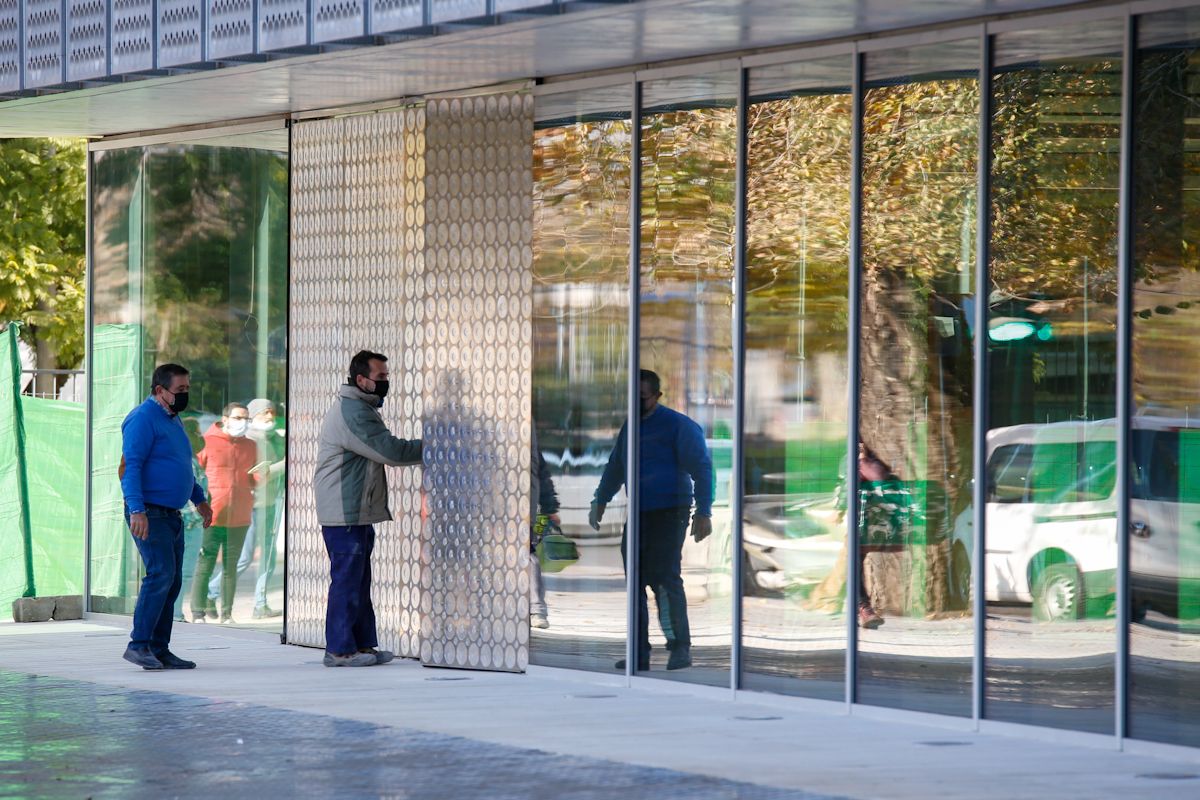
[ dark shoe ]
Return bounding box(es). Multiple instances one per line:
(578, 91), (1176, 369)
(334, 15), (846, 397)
(323, 651), (377, 667)
(252, 605), (283, 619)
(155, 650), (197, 670)
(858, 602), (884, 629)
(614, 657), (650, 671)
(123, 646), (164, 671)
(666, 646), (692, 671)
(359, 648), (394, 665)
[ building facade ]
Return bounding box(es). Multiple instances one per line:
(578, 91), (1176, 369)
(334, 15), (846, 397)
(4, 0), (1197, 753)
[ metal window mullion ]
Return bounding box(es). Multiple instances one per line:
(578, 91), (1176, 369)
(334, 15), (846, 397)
(1115, 10), (1136, 748)
(281, 119), (294, 645)
(626, 76), (642, 684)
(845, 47), (864, 711)
(83, 150), (95, 612)
(972, 26), (994, 729)
(730, 66), (748, 695)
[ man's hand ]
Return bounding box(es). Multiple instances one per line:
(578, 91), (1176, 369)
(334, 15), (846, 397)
(196, 502), (214, 528)
(129, 512), (149, 540)
(588, 502), (606, 531)
(691, 515), (712, 543)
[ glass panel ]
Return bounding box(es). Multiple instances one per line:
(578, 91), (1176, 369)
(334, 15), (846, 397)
(89, 130), (290, 632)
(1130, 8), (1200, 748)
(741, 56), (852, 700)
(858, 42), (979, 716)
(530, 88), (631, 671)
(986, 22), (1123, 733)
(632, 72), (736, 684)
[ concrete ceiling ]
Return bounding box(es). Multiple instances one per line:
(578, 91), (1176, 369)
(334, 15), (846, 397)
(0, 0), (1094, 138)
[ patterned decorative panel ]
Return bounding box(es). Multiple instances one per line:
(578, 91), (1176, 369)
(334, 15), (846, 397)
(207, 0), (255, 59)
(431, 0), (485, 24)
(24, 0), (63, 88)
(158, 0), (204, 67)
(368, 0), (422, 36)
(0, 0), (21, 92)
(420, 92), (534, 672)
(288, 109), (427, 659)
(66, 0), (107, 82)
(313, 0), (363, 43)
(289, 93), (534, 673)
(110, 0), (154, 74)
(259, 0), (309, 52)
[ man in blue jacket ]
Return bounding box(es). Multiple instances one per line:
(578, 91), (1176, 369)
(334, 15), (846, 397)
(120, 363), (213, 670)
(590, 369), (713, 671)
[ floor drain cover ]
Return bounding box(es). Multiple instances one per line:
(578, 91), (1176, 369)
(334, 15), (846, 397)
(733, 715), (782, 721)
(188, 646), (230, 651)
(1137, 773), (1199, 781)
(572, 693), (616, 699)
(918, 741), (972, 747)
(425, 676), (471, 682)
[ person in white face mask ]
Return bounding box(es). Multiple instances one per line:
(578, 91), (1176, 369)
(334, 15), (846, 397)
(192, 403), (260, 623)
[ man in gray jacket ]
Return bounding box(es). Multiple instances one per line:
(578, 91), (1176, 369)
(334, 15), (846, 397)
(314, 350), (422, 667)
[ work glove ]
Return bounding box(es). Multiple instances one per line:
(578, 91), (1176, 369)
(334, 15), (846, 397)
(691, 515), (712, 543)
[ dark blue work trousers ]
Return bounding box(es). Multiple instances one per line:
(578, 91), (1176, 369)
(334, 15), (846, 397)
(127, 504), (185, 652)
(322, 524), (379, 655)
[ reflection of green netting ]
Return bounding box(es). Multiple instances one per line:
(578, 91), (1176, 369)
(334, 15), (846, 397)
(90, 323), (143, 602)
(0, 323), (33, 606)
(20, 395), (84, 598)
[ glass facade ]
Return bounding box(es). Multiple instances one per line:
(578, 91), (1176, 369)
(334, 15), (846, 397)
(89, 128), (289, 631)
(530, 87), (632, 671)
(80, 0), (1200, 753)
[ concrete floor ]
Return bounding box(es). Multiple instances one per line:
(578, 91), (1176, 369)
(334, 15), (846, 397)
(0, 618), (1198, 799)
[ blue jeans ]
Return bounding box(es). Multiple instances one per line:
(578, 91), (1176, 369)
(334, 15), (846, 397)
(322, 525), (378, 655)
(621, 506), (692, 661)
(126, 505), (185, 652)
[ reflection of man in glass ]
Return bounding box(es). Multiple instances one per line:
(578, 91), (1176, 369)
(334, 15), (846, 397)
(590, 370), (713, 671)
(192, 403), (259, 624)
(172, 417), (207, 623)
(530, 428), (560, 630)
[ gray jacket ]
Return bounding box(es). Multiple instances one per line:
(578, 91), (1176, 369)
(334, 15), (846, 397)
(314, 384), (423, 526)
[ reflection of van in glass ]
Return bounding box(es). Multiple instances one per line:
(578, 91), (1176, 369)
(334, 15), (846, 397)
(952, 417), (1200, 621)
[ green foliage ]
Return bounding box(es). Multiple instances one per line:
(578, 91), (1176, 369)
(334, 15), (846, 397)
(0, 139), (87, 369)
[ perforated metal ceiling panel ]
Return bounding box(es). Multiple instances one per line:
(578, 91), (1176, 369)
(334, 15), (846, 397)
(110, 0), (153, 74)
(24, 0), (63, 88)
(66, 0), (106, 82)
(0, 0), (22, 91)
(259, 0), (308, 52)
(207, 0), (254, 60)
(313, 0), (363, 43)
(158, 0), (203, 67)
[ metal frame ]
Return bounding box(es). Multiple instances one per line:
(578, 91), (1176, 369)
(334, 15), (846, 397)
(1114, 10), (1136, 746)
(729, 64), (748, 695)
(971, 25), (993, 729)
(82, 145), (94, 611)
(88, 116), (288, 150)
(844, 46), (864, 709)
(624, 75), (641, 685)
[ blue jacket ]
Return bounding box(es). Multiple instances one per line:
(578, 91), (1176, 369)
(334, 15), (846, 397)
(121, 397), (207, 513)
(594, 405), (713, 516)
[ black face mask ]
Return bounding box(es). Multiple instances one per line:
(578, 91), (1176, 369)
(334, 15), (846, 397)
(163, 390), (188, 415)
(372, 380), (390, 400)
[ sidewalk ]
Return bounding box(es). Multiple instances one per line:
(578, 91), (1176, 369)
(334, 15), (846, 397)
(1, 618), (1197, 799)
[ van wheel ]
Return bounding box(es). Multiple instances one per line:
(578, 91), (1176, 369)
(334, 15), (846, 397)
(1032, 563), (1082, 622)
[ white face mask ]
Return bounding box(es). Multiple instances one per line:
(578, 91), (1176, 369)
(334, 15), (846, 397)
(226, 419), (248, 437)
(251, 419), (273, 432)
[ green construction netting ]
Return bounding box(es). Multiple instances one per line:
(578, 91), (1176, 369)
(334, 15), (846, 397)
(0, 322), (85, 611)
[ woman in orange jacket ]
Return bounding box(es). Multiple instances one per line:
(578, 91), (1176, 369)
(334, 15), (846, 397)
(191, 403), (260, 623)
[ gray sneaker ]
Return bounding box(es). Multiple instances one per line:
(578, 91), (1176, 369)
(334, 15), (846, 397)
(357, 649), (394, 665)
(323, 651), (377, 667)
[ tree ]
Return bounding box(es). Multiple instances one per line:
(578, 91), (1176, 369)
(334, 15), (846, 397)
(0, 138), (87, 381)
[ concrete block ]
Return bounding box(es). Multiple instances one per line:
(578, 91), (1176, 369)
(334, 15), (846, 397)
(51, 595), (83, 620)
(11, 597), (55, 623)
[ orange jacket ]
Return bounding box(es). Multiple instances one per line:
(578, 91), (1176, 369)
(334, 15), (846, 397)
(197, 422), (259, 527)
